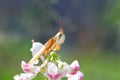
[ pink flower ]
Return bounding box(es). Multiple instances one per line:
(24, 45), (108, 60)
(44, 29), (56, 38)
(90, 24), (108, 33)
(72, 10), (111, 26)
(21, 61), (40, 74)
(44, 62), (62, 80)
(66, 60), (83, 80)
(30, 40), (44, 57)
(30, 40), (45, 61)
(57, 60), (70, 77)
(68, 60), (79, 74)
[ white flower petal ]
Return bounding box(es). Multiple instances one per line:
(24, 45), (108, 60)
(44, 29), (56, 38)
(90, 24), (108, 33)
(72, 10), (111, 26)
(14, 75), (21, 80)
(47, 62), (58, 75)
(30, 42), (44, 57)
(58, 60), (70, 76)
(77, 71), (84, 78)
(21, 61), (27, 69)
(70, 60), (79, 68)
(14, 73), (37, 80)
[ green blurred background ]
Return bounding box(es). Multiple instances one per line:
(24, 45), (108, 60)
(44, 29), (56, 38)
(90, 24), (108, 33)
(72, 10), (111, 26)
(0, 0), (120, 80)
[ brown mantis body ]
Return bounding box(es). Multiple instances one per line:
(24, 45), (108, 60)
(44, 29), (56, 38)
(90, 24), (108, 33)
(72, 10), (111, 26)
(43, 28), (64, 58)
(28, 28), (65, 64)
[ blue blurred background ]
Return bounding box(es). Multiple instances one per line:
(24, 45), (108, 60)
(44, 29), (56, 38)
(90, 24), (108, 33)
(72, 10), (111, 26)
(0, 0), (120, 80)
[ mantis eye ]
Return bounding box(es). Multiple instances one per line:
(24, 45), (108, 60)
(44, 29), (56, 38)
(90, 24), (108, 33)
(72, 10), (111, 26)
(56, 34), (65, 45)
(59, 34), (63, 39)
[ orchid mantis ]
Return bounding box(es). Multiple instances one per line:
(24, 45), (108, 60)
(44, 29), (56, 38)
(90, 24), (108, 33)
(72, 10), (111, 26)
(28, 28), (65, 64)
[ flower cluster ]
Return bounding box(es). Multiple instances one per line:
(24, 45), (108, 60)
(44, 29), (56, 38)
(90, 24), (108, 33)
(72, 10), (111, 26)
(14, 29), (83, 80)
